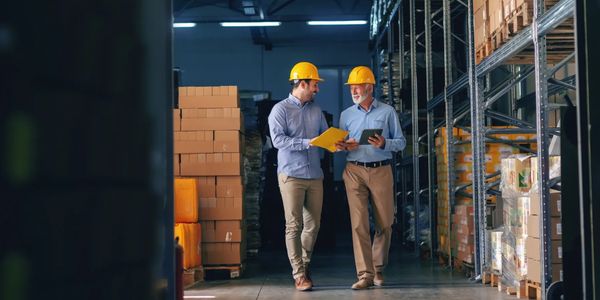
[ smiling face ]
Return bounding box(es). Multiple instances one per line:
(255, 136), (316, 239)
(350, 83), (373, 105)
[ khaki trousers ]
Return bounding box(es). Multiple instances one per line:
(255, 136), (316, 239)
(277, 173), (323, 279)
(342, 163), (394, 280)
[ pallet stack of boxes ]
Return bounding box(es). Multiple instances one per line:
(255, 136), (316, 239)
(527, 156), (563, 285)
(174, 85), (246, 271)
(474, 0), (565, 63)
(454, 204), (475, 265)
(498, 154), (562, 291)
(435, 126), (523, 262)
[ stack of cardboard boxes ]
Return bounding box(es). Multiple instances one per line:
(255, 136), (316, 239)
(499, 154), (562, 285)
(526, 189), (563, 283)
(435, 126), (523, 260)
(454, 205), (475, 264)
(174, 85), (246, 267)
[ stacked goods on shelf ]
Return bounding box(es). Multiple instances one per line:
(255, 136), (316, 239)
(526, 190), (563, 283)
(378, 50), (401, 107)
(527, 156), (562, 284)
(500, 194), (529, 290)
(454, 205), (475, 264)
(436, 126), (534, 259)
(175, 85), (246, 269)
(474, 0), (490, 63)
(474, 0), (569, 64)
(489, 229), (503, 273)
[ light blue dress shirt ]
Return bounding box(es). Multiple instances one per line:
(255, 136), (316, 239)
(268, 94), (329, 179)
(339, 99), (406, 163)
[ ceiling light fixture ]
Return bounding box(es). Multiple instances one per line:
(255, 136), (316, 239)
(307, 20), (367, 26)
(173, 23), (196, 28)
(220, 21), (281, 27)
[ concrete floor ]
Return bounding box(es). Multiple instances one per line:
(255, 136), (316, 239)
(185, 243), (514, 300)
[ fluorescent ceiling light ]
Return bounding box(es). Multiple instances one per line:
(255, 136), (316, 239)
(220, 21), (281, 27)
(307, 20), (367, 26)
(173, 23), (196, 28)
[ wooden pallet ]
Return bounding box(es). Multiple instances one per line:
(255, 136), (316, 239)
(183, 267), (205, 288)
(482, 270), (501, 287)
(483, 0), (574, 65)
(498, 279), (528, 298)
(204, 264), (245, 279)
(526, 280), (543, 300)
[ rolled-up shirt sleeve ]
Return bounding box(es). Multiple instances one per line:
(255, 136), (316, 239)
(383, 110), (406, 152)
(268, 105), (311, 151)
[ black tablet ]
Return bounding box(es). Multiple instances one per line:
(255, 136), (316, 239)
(358, 129), (383, 145)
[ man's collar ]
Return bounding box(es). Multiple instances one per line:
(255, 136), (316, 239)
(356, 98), (378, 112)
(289, 93), (306, 107)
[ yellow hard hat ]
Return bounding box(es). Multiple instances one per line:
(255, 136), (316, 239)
(289, 62), (324, 81)
(345, 66), (376, 85)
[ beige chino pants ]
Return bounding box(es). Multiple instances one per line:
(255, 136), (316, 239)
(277, 173), (323, 279)
(342, 163), (394, 280)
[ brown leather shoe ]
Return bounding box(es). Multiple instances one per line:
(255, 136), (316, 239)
(305, 268), (313, 286)
(295, 275), (312, 291)
(374, 272), (384, 286)
(351, 278), (374, 290)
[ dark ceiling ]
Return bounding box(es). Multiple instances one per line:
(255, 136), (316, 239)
(173, 0), (373, 48)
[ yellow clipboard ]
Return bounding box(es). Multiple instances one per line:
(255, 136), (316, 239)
(310, 127), (349, 153)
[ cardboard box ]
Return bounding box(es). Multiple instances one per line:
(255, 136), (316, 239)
(174, 223), (202, 269)
(474, 5), (488, 48)
(474, 0), (487, 11)
(216, 176), (244, 198)
(180, 153), (242, 176)
(200, 220), (243, 242)
(490, 230), (503, 272)
(202, 242), (245, 265)
(527, 258), (563, 283)
(501, 155), (533, 193)
(174, 154), (180, 176)
(503, 0), (515, 18)
(199, 197), (243, 220)
(174, 178), (199, 223)
(529, 189), (561, 216)
(213, 130), (242, 153)
(174, 131), (214, 154)
(179, 86), (240, 108)
(527, 215), (562, 240)
(526, 236), (563, 263)
(488, 0), (504, 34)
(174, 109), (181, 131)
(197, 176), (216, 198)
(181, 108), (242, 131)
(530, 156), (561, 188)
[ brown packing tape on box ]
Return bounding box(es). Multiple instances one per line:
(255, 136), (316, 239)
(526, 236), (562, 263)
(527, 215), (562, 240)
(198, 197), (243, 220)
(200, 220), (243, 243)
(174, 131), (214, 154)
(173, 109), (181, 131)
(202, 242), (246, 265)
(181, 108), (242, 131)
(180, 153), (242, 176)
(213, 130), (242, 153)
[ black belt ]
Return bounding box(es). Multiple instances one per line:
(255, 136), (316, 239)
(349, 160), (391, 168)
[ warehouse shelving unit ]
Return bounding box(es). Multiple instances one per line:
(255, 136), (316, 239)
(431, 0), (574, 297)
(371, 0), (576, 297)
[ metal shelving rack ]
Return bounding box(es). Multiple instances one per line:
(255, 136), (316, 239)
(428, 0), (575, 297)
(371, 0), (576, 297)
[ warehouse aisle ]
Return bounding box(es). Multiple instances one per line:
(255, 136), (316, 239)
(185, 244), (514, 300)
